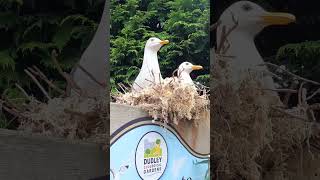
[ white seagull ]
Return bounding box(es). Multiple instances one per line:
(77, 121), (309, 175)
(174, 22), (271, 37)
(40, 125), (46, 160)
(177, 62), (203, 86)
(216, 1), (296, 90)
(132, 37), (169, 92)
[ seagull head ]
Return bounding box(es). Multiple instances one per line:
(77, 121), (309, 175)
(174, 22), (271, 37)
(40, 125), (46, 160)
(219, 1), (296, 36)
(178, 62), (203, 75)
(145, 37), (169, 51)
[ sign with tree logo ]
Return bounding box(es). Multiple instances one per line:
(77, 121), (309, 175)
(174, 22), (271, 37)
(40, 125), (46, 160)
(110, 118), (209, 180)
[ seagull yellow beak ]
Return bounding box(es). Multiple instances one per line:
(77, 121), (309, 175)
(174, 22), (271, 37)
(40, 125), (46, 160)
(192, 65), (203, 70)
(160, 40), (169, 45)
(261, 12), (296, 25)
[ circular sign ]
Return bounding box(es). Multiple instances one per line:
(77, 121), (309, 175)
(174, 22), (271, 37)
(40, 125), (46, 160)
(135, 131), (168, 180)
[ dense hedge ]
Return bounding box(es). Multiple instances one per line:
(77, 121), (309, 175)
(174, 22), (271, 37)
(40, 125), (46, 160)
(111, 0), (210, 92)
(0, 0), (104, 128)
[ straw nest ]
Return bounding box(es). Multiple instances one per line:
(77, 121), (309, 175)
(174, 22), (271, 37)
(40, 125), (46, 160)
(212, 53), (320, 180)
(1, 52), (107, 143)
(17, 92), (107, 143)
(114, 77), (210, 126)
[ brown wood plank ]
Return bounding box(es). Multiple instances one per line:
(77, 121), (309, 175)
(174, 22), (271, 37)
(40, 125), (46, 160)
(0, 129), (106, 180)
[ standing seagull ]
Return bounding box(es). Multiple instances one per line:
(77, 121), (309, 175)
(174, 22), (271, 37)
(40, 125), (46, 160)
(132, 37), (169, 92)
(177, 62), (203, 86)
(71, 1), (108, 97)
(216, 1), (295, 90)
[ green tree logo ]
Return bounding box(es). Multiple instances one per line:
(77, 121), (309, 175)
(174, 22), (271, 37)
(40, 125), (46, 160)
(145, 148), (151, 154)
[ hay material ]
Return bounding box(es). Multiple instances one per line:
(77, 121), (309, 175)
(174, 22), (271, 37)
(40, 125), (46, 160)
(15, 91), (107, 143)
(114, 77), (209, 126)
(1, 55), (107, 144)
(212, 53), (319, 180)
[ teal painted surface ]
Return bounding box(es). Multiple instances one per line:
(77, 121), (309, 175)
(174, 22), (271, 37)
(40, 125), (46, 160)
(110, 124), (209, 180)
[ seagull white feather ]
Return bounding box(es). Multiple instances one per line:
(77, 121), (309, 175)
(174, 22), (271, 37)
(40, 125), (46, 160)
(177, 62), (203, 86)
(216, 1), (295, 90)
(132, 37), (169, 92)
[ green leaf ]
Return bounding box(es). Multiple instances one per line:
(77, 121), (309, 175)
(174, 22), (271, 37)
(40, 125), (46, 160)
(17, 42), (54, 54)
(22, 19), (42, 39)
(0, 50), (15, 70)
(0, 12), (18, 30)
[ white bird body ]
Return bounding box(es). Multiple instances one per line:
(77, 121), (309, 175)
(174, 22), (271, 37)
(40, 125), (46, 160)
(132, 37), (169, 92)
(177, 62), (203, 86)
(179, 70), (194, 85)
(223, 30), (272, 87)
(216, 1), (295, 90)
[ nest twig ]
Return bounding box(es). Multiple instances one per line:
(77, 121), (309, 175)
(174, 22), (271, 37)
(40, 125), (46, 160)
(212, 18), (320, 180)
(1, 50), (107, 143)
(114, 77), (209, 126)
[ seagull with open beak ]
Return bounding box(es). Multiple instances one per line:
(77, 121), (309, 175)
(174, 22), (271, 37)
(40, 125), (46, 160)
(132, 37), (169, 92)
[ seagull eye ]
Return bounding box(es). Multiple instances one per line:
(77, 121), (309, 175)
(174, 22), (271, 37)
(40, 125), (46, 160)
(242, 3), (252, 11)
(185, 63), (189, 65)
(151, 39), (155, 42)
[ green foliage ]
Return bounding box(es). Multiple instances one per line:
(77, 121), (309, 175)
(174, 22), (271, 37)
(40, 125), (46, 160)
(276, 41), (320, 82)
(0, 0), (104, 128)
(196, 74), (210, 86)
(0, 114), (12, 129)
(145, 148), (151, 154)
(156, 139), (161, 144)
(111, 0), (210, 92)
(0, 50), (15, 70)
